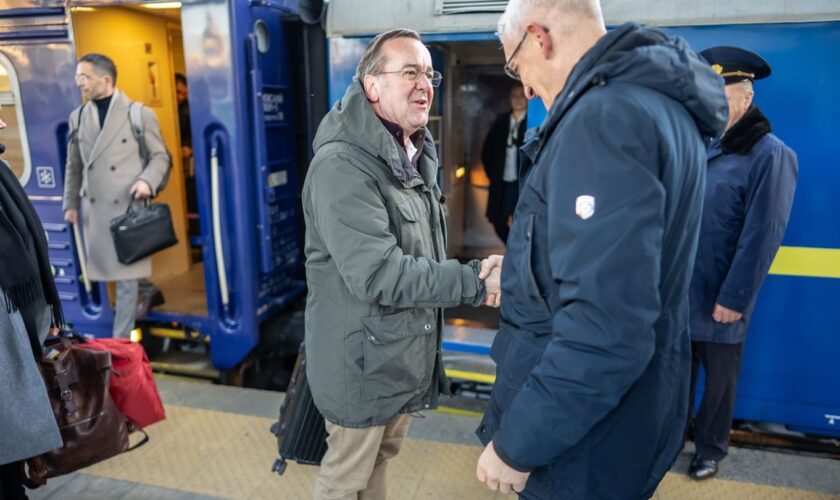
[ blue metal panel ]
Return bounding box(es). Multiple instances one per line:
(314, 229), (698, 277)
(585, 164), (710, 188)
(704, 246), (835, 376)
(671, 22), (840, 249)
(669, 22), (840, 437)
(189, 0), (304, 370)
(421, 31), (497, 42)
(180, 1), (246, 370)
(328, 37), (368, 105)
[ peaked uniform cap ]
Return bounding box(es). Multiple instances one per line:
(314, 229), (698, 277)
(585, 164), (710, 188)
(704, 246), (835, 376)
(700, 46), (771, 85)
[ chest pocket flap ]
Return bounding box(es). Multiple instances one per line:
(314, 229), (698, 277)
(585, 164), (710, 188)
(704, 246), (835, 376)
(396, 196), (419, 222)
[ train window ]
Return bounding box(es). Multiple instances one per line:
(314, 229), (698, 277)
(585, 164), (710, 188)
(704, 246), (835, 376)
(254, 20), (270, 54)
(0, 52), (31, 185)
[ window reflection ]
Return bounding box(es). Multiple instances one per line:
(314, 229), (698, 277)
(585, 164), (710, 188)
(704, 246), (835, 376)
(0, 53), (30, 185)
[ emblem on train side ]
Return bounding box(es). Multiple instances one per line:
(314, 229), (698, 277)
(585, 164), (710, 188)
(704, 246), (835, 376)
(826, 414), (840, 425)
(575, 195), (595, 220)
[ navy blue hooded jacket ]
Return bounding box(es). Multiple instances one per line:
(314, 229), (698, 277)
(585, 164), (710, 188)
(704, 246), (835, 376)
(689, 105), (797, 344)
(476, 24), (728, 499)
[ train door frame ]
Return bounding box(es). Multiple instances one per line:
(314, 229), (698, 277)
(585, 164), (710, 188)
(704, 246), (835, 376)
(0, 1), (314, 376)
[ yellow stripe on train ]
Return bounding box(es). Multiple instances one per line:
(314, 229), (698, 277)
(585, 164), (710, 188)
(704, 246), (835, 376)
(769, 246), (840, 279)
(445, 369), (496, 384)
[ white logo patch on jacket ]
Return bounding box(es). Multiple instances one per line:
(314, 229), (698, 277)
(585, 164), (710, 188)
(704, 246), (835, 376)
(575, 195), (596, 220)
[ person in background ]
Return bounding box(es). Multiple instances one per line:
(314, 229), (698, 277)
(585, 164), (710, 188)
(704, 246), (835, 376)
(0, 110), (64, 500)
(481, 85), (528, 243)
(174, 73), (199, 245)
(686, 46), (798, 481)
(474, 0), (728, 496)
(62, 53), (170, 337)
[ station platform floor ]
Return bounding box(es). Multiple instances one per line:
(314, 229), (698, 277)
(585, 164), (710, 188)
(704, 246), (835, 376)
(29, 374), (840, 500)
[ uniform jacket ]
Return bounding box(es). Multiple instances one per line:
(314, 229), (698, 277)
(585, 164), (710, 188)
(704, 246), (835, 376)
(481, 111), (527, 224)
(62, 90), (170, 281)
(475, 24), (728, 499)
(0, 293), (63, 465)
(689, 105), (798, 344)
(302, 81), (485, 428)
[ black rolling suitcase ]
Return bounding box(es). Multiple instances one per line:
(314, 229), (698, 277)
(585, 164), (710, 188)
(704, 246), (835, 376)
(271, 344), (328, 475)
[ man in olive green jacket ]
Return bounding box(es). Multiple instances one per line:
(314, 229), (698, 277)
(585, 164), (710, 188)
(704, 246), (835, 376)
(303, 29), (497, 499)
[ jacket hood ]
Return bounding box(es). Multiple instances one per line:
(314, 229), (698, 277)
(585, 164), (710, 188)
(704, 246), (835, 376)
(312, 80), (437, 187)
(543, 23), (728, 140)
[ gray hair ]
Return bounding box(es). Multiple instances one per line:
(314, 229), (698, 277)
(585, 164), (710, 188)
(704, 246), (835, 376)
(355, 28), (422, 81)
(498, 0), (603, 38)
(728, 79), (754, 95)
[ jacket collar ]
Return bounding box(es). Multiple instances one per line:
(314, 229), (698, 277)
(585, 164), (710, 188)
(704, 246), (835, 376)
(87, 89), (129, 165)
(313, 81), (437, 189)
(720, 105), (772, 155)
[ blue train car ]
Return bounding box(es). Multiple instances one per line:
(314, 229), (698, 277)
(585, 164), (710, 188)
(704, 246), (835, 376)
(325, 0), (840, 438)
(0, 0), (326, 373)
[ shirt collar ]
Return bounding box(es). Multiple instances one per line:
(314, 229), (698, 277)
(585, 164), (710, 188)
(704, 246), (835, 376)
(378, 117), (423, 155)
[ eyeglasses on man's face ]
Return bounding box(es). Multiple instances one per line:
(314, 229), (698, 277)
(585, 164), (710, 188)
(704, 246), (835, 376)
(503, 26), (549, 81)
(376, 66), (443, 88)
(504, 31), (529, 81)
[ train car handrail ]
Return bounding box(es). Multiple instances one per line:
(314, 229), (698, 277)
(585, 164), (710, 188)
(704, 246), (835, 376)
(210, 145), (229, 307)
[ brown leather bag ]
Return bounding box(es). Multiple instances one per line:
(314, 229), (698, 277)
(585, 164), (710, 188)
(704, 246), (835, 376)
(26, 340), (145, 485)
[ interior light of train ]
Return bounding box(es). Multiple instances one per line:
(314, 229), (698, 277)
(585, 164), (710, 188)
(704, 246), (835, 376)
(143, 2), (182, 9)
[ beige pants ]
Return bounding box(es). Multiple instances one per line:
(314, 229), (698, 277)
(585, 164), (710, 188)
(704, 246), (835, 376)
(313, 414), (411, 500)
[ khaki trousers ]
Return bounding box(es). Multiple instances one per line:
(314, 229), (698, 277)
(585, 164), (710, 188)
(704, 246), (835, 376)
(313, 414), (410, 500)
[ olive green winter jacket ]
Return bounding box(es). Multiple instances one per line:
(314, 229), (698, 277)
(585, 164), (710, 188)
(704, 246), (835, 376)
(302, 80), (485, 428)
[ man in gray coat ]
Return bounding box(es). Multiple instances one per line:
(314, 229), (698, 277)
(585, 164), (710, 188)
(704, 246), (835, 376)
(303, 29), (499, 499)
(62, 53), (170, 339)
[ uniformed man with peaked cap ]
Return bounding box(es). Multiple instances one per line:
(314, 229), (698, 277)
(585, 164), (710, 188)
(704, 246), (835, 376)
(686, 46), (798, 480)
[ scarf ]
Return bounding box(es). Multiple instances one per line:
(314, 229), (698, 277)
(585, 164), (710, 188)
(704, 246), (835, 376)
(0, 156), (64, 358)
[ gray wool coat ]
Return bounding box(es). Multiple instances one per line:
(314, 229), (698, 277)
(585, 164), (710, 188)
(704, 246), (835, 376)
(0, 292), (62, 465)
(62, 89), (170, 281)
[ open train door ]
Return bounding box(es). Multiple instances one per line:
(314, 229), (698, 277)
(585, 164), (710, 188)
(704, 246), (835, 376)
(179, 0), (306, 371)
(0, 3), (114, 337)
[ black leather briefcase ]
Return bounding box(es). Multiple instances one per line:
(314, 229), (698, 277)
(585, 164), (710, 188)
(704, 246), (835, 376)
(110, 202), (177, 265)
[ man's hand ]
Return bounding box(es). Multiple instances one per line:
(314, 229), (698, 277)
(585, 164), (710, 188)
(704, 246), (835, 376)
(712, 303), (743, 323)
(64, 209), (79, 224)
(129, 180), (153, 200)
(476, 441), (530, 494)
(480, 255), (504, 308)
(181, 146), (193, 159)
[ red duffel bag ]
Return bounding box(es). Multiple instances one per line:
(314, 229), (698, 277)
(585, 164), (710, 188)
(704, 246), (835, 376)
(74, 337), (166, 428)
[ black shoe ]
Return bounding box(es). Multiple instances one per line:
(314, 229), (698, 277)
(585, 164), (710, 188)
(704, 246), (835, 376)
(135, 287), (165, 320)
(688, 454), (718, 480)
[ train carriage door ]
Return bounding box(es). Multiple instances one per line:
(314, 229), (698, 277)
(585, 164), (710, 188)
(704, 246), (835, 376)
(0, 5), (111, 337)
(180, 1), (304, 370)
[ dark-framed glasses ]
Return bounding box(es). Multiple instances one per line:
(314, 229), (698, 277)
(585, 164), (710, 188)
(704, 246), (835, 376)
(503, 26), (549, 81)
(376, 67), (443, 88)
(504, 31), (529, 80)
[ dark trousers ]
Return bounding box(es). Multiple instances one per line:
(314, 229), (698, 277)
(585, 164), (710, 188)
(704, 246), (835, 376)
(688, 341), (745, 460)
(489, 180), (519, 244)
(0, 461), (27, 500)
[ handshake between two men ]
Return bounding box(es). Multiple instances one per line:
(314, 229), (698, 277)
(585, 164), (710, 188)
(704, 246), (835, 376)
(478, 255), (505, 308)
